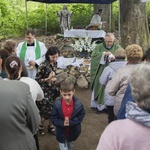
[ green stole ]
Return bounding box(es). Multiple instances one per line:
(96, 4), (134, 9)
(20, 40), (41, 61)
(90, 43), (120, 105)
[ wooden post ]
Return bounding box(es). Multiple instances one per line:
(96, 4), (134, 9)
(45, 3), (48, 35)
(25, 0), (28, 29)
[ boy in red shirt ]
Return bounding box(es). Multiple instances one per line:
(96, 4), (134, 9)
(51, 80), (85, 150)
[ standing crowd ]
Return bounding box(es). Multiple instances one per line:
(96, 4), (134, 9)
(0, 29), (85, 150)
(90, 32), (150, 149)
(0, 28), (150, 150)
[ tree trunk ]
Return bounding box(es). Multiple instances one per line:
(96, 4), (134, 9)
(120, 0), (150, 50)
(93, 4), (111, 31)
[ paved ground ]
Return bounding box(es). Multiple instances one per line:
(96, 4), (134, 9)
(38, 88), (108, 150)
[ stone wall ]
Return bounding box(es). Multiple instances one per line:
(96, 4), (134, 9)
(40, 35), (91, 88)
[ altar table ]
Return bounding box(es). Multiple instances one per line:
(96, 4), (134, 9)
(64, 29), (106, 38)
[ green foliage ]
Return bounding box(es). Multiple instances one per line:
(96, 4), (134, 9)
(28, 5), (45, 29)
(0, 0), (26, 39)
(46, 4), (63, 34)
(71, 4), (93, 29)
(0, 1), (94, 38)
(26, 3), (93, 35)
(147, 3), (150, 29)
(112, 1), (119, 30)
(0, 0), (149, 39)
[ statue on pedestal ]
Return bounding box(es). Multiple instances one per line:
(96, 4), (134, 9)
(57, 5), (72, 34)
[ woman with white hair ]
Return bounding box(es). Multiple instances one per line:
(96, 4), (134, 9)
(96, 63), (150, 150)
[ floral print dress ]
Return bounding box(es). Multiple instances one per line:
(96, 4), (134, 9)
(36, 60), (58, 119)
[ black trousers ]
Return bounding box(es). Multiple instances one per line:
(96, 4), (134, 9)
(106, 105), (115, 124)
(34, 133), (39, 150)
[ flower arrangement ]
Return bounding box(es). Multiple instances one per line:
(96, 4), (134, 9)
(70, 35), (97, 53)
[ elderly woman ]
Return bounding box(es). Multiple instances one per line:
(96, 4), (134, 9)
(117, 48), (150, 119)
(106, 44), (143, 116)
(96, 63), (150, 150)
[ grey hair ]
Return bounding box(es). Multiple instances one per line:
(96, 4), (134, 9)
(105, 33), (115, 40)
(130, 63), (150, 110)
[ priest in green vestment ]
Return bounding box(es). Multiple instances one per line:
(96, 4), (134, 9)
(90, 33), (120, 112)
(17, 29), (47, 79)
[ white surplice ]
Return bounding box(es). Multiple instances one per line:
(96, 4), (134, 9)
(17, 39), (47, 79)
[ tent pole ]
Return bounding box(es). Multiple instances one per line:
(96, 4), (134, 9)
(25, 0), (28, 29)
(109, 4), (111, 31)
(118, 0), (121, 44)
(45, 3), (48, 35)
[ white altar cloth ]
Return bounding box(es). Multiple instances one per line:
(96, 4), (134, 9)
(57, 56), (84, 69)
(64, 29), (106, 38)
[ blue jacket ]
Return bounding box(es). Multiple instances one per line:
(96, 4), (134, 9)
(117, 84), (135, 119)
(51, 96), (85, 143)
(100, 60), (126, 106)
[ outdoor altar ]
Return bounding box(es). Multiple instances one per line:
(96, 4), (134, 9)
(55, 35), (94, 88)
(64, 29), (106, 38)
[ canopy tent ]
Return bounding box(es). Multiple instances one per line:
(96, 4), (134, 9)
(26, 0), (116, 4)
(25, 0), (116, 35)
(141, 0), (150, 2)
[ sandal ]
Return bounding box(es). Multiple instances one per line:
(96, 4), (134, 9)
(38, 125), (45, 135)
(48, 126), (56, 135)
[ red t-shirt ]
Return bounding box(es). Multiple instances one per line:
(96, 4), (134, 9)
(62, 98), (74, 138)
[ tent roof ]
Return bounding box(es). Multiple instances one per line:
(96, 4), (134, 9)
(26, 0), (116, 4)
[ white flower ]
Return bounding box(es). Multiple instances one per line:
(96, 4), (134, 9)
(70, 35), (97, 52)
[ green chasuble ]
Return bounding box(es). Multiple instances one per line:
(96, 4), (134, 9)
(90, 42), (120, 105)
(20, 40), (41, 61)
